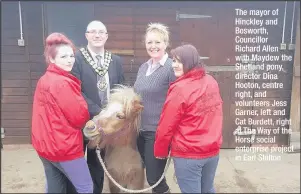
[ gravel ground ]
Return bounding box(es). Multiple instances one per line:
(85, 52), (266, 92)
(1, 144), (300, 193)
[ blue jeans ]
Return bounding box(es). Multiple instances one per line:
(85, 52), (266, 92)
(39, 156), (93, 193)
(173, 155), (219, 193)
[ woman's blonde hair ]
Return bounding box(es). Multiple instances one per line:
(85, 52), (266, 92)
(144, 23), (170, 47)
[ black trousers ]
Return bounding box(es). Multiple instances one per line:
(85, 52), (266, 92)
(66, 138), (105, 194)
(137, 130), (170, 193)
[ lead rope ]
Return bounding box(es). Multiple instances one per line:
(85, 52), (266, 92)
(96, 148), (172, 193)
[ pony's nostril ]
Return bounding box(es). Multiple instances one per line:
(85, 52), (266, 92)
(86, 125), (96, 131)
(85, 120), (96, 131)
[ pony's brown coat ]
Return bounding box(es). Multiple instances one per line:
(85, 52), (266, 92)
(83, 85), (145, 193)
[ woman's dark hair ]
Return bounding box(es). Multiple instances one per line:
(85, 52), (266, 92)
(170, 44), (204, 74)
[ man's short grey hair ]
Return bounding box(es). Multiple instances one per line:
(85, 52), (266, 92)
(86, 20), (107, 32)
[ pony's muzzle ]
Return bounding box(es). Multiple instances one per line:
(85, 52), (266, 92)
(83, 120), (100, 139)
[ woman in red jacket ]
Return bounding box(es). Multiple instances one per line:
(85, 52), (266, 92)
(31, 32), (93, 193)
(154, 44), (223, 193)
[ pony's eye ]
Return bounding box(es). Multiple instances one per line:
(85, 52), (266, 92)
(116, 113), (125, 119)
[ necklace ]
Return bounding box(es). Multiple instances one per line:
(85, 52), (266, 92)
(80, 47), (112, 91)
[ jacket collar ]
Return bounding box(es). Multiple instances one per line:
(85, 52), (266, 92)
(47, 63), (80, 84)
(173, 67), (206, 85)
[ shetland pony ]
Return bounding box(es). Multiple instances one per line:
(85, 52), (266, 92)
(83, 85), (145, 193)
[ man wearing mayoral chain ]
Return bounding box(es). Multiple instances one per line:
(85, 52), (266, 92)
(68, 20), (125, 194)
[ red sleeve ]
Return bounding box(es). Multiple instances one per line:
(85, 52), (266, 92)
(154, 89), (185, 158)
(52, 81), (89, 129)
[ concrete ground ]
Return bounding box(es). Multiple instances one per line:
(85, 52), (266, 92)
(1, 144), (300, 193)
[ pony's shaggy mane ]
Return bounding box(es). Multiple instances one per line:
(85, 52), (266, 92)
(106, 84), (142, 134)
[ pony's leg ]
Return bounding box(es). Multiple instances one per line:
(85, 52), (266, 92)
(108, 179), (121, 193)
(127, 169), (145, 190)
(106, 168), (123, 193)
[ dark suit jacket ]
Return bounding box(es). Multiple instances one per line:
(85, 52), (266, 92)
(71, 49), (125, 119)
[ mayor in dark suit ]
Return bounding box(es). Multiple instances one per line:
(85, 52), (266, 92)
(67, 20), (125, 194)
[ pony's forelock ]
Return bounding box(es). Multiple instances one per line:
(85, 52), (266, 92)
(106, 85), (142, 134)
(110, 85), (141, 117)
